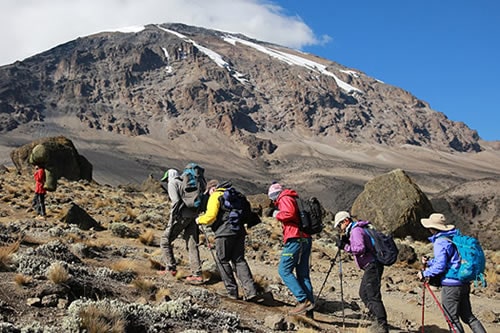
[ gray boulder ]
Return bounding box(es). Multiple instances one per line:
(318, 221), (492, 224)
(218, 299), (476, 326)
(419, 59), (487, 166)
(351, 169), (433, 241)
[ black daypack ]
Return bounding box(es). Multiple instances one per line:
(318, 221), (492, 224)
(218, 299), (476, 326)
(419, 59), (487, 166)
(220, 187), (261, 231)
(363, 226), (399, 266)
(179, 162), (207, 210)
(296, 196), (324, 235)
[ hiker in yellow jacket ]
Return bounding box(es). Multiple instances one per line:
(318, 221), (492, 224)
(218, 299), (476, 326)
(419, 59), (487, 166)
(196, 180), (259, 301)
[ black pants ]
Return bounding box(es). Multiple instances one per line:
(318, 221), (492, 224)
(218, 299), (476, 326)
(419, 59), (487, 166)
(359, 261), (388, 331)
(215, 234), (257, 298)
(34, 193), (46, 216)
(442, 284), (486, 333)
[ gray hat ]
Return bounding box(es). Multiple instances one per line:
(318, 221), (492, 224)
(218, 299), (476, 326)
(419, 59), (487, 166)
(334, 211), (351, 228)
(421, 213), (455, 231)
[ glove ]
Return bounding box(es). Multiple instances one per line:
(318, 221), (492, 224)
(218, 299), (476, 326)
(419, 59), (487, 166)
(272, 210), (279, 218)
(336, 235), (349, 249)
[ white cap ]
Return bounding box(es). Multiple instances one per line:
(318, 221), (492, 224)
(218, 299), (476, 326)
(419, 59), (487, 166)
(334, 211), (351, 228)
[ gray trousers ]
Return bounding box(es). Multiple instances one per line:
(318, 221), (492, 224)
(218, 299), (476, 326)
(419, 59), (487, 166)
(160, 215), (202, 276)
(441, 284), (486, 333)
(215, 234), (257, 298)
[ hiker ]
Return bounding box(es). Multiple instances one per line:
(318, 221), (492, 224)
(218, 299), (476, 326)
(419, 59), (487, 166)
(334, 211), (389, 333)
(33, 165), (47, 220)
(196, 180), (260, 301)
(268, 182), (315, 315)
(158, 168), (203, 284)
(417, 213), (486, 333)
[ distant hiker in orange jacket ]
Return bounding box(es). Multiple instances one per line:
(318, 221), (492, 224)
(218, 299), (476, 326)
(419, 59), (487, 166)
(33, 165), (46, 220)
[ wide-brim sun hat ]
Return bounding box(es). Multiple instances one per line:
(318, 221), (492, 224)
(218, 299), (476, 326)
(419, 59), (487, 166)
(334, 211), (351, 228)
(420, 213), (455, 231)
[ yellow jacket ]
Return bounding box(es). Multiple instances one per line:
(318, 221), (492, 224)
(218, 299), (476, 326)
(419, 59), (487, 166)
(197, 189), (224, 226)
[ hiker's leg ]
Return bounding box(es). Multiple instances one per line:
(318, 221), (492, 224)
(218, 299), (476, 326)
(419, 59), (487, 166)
(441, 285), (465, 333)
(457, 284), (486, 333)
(34, 193), (42, 215)
(360, 262), (388, 330)
(278, 239), (308, 302)
(215, 236), (238, 297)
(39, 193), (46, 216)
(295, 238), (314, 303)
(183, 218), (202, 276)
(160, 215), (184, 270)
(232, 234), (257, 297)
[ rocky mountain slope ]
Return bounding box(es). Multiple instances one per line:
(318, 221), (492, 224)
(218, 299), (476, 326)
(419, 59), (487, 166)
(0, 23), (484, 153)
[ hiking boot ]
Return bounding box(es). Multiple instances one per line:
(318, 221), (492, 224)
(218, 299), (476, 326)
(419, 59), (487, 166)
(289, 299), (314, 315)
(185, 275), (204, 285)
(227, 293), (239, 300)
(157, 269), (177, 277)
(245, 293), (264, 303)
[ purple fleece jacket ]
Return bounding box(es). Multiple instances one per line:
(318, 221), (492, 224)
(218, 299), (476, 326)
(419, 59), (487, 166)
(422, 229), (462, 286)
(343, 221), (376, 270)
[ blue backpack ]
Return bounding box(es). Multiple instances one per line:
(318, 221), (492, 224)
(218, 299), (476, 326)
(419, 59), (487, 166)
(179, 163), (207, 209)
(443, 230), (487, 287)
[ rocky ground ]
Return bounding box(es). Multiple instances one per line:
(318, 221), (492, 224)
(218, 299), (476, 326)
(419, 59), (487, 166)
(0, 166), (499, 332)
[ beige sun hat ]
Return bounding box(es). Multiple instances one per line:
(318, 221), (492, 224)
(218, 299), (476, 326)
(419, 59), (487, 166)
(420, 213), (455, 231)
(334, 211), (351, 228)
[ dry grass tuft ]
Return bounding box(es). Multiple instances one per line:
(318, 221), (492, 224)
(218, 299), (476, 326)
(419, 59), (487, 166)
(78, 304), (125, 333)
(0, 240), (20, 271)
(110, 259), (140, 273)
(138, 229), (155, 245)
(131, 278), (156, 294)
(155, 287), (171, 302)
(47, 262), (70, 284)
(14, 273), (33, 286)
(125, 206), (138, 219)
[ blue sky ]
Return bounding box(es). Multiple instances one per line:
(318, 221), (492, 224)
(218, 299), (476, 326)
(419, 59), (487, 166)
(1, 0), (498, 141)
(274, 1), (499, 141)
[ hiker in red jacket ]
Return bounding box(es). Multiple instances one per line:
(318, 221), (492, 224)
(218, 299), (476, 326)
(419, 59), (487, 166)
(268, 182), (314, 316)
(33, 165), (47, 220)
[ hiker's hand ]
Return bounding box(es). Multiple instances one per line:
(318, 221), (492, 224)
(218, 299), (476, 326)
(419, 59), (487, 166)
(195, 217), (200, 224)
(417, 270), (425, 281)
(336, 235), (348, 248)
(272, 210), (279, 218)
(421, 256), (429, 268)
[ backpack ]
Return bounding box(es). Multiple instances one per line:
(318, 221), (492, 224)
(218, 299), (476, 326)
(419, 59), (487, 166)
(443, 230), (487, 287)
(220, 187), (261, 231)
(363, 226), (399, 266)
(179, 163), (207, 209)
(295, 197), (323, 235)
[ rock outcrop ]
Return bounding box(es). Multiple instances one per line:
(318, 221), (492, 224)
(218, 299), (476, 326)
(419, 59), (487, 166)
(351, 169), (433, 241)
(10, 136), (92, 190)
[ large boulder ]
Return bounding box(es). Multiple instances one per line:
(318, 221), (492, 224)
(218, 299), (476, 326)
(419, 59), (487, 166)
(351, 169), (433, 241)
(10, 136), (92, 190)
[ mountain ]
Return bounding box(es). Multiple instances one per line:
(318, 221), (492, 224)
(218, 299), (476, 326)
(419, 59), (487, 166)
(0, 23), (499, 219)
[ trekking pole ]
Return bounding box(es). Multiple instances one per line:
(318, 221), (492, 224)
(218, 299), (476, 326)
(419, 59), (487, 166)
(421, 281), (425, 333)
(315, 248), (340, 304)
(339, 249), (345, 329)
(424, 282), (458, 333)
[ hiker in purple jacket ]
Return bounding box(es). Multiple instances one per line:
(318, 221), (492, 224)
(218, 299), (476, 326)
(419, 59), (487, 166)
(418, 213), (486, 333)
(334, 211), (389, 333)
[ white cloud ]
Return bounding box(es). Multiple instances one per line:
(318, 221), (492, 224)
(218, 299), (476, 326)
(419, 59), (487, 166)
(0, 0), (326, 66)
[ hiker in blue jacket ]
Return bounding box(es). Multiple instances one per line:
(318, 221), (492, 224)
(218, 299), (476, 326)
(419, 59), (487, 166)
(334, 211), (389, 333)
(418, 213), (486, 333)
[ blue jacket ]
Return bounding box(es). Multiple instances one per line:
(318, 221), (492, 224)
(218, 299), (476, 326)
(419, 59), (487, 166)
(423, 229), (462, 286)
